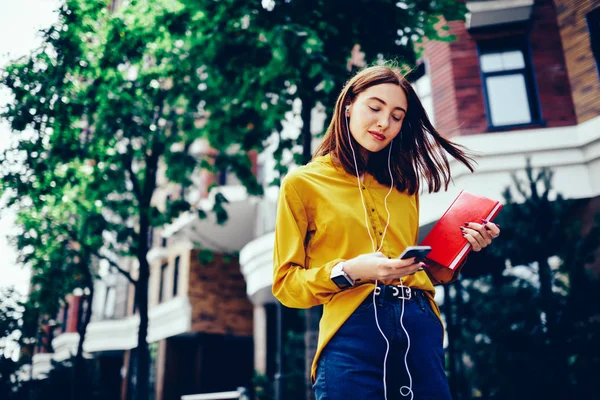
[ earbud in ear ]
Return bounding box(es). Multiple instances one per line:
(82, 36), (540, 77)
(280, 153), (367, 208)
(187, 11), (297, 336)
(345, 105), (350, 117)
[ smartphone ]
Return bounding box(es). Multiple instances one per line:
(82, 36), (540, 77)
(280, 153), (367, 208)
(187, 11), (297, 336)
(399, 245), (432, 263)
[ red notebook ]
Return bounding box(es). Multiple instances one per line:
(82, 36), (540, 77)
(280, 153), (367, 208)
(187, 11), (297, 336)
(420, 190), (503, 270)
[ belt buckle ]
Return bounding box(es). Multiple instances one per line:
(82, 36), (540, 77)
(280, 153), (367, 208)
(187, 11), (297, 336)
(392, 286), (411, 300)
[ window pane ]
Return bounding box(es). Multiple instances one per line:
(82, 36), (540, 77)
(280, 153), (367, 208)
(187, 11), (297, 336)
(421, 95), (435, 126)
(480, 50), (525, 72)
(480, 53), (504, 72)
(159, 263), (168, 302)
(414, 75), (431, 97)
(104, 287), (116, 319)
(173, 256), (180, 296)
(486, 74), (532, 126)
(502, 51), (525, 70)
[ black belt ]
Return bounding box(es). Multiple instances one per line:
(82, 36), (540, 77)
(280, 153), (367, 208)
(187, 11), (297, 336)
(374, 284), (426, 301)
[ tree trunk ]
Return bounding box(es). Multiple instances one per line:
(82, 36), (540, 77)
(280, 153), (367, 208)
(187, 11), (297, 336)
(133, 244), (151, 400)
(537, 259), (570, 397)
(74, 273), (94, 399)
(132, 131), (161, 400)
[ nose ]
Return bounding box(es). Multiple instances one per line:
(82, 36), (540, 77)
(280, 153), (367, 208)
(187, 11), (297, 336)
(377, 117), (389, 130)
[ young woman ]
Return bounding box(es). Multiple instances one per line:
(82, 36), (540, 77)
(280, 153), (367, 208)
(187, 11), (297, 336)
(272, 64), (500, 400)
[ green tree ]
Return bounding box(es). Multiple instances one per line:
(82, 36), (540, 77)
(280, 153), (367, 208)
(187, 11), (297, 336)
(0, 287), (38, 399)
(10, 171), (105, 400)
(174, 0), (465, 174)
(1, 1), (467, 399)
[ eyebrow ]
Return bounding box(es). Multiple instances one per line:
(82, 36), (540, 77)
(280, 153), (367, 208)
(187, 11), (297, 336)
(367, 97), (407, 113)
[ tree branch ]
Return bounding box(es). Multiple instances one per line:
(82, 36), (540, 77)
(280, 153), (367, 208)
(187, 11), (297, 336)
(124, 149), (143, 201)
(92, 250), (137, 285)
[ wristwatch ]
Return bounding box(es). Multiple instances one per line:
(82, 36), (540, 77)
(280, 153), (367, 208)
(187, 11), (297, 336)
(330, 262), (355, 290)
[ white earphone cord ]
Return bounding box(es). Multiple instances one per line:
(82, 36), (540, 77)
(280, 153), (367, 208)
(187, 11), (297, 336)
(346, 112), (414, 400)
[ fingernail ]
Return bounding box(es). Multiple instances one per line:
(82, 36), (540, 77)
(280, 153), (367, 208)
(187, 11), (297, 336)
(422, 263), (428, 268)
(496, 224), (501, 228)
(481, 218), (489, 224)
(464, 222), (470, 227)
(462, 233), (467, 237)
(459, 226), (465, 231)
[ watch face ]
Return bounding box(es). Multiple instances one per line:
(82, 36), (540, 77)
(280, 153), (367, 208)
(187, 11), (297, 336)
(332, 274), (352, 289)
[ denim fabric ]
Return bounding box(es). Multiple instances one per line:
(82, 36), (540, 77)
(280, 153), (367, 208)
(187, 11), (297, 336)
(313, 289), (452, 400)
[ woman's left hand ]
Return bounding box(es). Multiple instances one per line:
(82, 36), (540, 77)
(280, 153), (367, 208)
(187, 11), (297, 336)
(461, 219), (501, 252)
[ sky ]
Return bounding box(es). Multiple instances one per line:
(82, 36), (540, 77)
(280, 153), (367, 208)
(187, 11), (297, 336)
(0, 0), (60, 295)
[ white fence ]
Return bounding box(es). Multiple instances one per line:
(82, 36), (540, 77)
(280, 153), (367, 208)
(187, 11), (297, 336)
(181, 387), (249, 400)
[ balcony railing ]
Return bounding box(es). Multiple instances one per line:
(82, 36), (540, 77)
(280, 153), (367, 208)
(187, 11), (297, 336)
(181, 387), (249, 400)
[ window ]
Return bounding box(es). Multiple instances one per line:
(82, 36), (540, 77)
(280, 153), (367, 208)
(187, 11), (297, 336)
(104, 287), (116, 319)
(173, 256), (180, 296)
(411, 62), (435, 126)
(61, 304), (69, 333)
(588, 7), (600, 73)
(159, 263), (168, 303)
(478, 38), (541, 129)
(148, 228), (154, 249)
(162, 197), (170, 247)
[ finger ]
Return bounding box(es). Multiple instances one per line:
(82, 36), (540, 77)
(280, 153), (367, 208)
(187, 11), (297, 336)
(484, 221), (501, 238)
(405, 262), (427, 276)
(461, 226), (488, 247)
(462, 232), (482, 252)
(391, 257), (418, 268)
(476, 222), (494, 241)
(465, 222), (492, 242)
(388, 259), (423, 274)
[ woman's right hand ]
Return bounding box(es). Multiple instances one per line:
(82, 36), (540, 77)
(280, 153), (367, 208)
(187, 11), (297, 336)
(343, 252), (426, 281)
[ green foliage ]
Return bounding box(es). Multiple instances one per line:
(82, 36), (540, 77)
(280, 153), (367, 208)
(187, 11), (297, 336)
(171, 0), (467, 170)
(252, 372), (274, 400)
(197, 248), (215, 264)
(282, 329), (306, 400)
(0, 287), (38, 400)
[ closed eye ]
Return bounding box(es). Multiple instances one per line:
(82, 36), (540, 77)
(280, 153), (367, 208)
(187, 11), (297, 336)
(369, 106), (403, 122)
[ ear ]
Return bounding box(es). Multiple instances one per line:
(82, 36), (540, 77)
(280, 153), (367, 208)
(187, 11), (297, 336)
(345, 104), (351, 117)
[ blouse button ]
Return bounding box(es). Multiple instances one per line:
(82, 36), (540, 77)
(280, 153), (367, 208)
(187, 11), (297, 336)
(379, 232), (383, 235)
(361, 186), (366, 190)
(371, 208), (375, 212)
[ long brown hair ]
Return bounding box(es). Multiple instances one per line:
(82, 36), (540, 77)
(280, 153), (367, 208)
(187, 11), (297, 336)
(314, 64), (475, 194)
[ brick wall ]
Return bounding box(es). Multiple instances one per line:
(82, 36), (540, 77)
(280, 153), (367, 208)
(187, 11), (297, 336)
(188, 250), (253, 336)
(65, 295), (82, 332)
(528, 0), (577, 127)
(425, 31), (463, 138)
(426, 0), (577, 136)
(554, 0), (600, 123)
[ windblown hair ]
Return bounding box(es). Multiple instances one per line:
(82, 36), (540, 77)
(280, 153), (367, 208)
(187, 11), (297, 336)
(314, 64), (476, 194)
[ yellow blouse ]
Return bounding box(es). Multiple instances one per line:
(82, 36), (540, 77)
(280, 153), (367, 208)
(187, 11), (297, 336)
(272, 154), (443, 382)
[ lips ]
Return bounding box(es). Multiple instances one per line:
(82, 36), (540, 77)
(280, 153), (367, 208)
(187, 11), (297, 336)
(368, 131), (386, 141)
